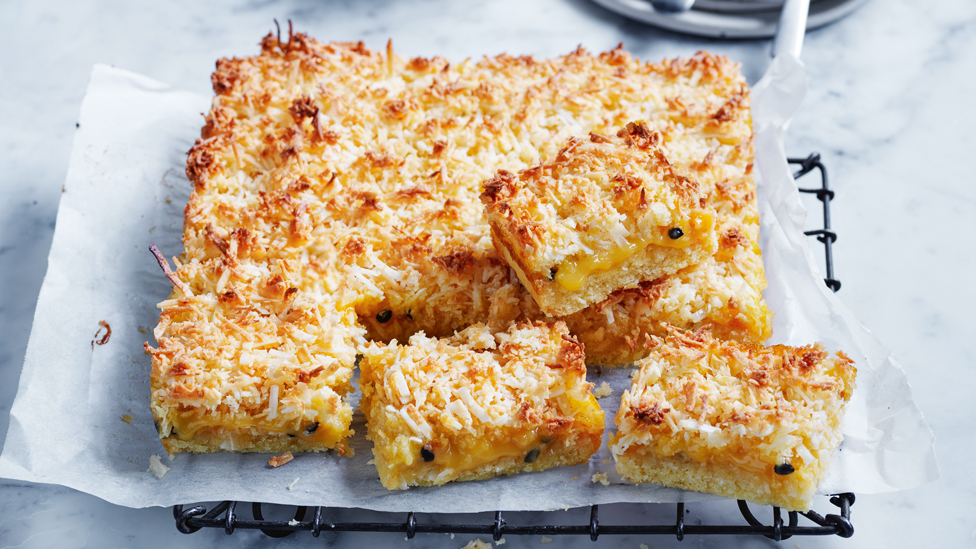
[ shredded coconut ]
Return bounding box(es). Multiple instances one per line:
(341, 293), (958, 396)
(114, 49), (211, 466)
(268, 452), (294, 468)
(593, 382), (613, 399)
(148, 455), (170, 479)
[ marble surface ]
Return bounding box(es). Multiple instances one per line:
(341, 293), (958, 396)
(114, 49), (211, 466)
(0, 0), (973, 547)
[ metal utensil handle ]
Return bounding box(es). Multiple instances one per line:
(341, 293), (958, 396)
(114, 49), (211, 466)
(772, 0), (810, 58)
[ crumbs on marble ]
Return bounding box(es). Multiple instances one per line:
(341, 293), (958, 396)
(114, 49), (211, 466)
(269, 452), (294, 468)
(593, 381), (612, 399)
(591, 473), (610, 486)
(92, 320), (111, 349)
(148, 454), (170, 479)
(286, 477), (300, 490)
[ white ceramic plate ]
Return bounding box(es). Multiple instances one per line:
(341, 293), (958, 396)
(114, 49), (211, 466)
(591, 0), (869, 38)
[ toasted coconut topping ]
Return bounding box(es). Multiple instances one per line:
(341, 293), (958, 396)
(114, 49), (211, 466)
(612, 325), (856, 475)
(481, 132), (712, 276)
(150, 32), (774, 458)
(174, 32), (765, 360)
(362, 322), (591, 438)
(146, 251), (365, 452)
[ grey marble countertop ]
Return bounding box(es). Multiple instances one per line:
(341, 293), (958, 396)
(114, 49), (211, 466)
(1, 0), (974, 547)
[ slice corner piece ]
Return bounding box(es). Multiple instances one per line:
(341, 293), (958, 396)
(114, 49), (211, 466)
(148, 289), (363, 455)
(482, 126), (718, 317)
(360, 321), (604, 490)
(610, 326), (856, 511)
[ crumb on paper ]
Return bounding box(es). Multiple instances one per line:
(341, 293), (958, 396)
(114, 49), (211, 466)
(561, 505), (570, 511)
(541, 537), (552, 543)
(451, 533), (455, 539)
(336, 442), (353, 457)
(629, 369), (638, 378)
(640, 544), (649, 549)
(461, 539), (492, 549)
(92, 320), (111, 349)
(591, 473), (610, 486)
(288, 519), (300, 526)
(571, 476), (578, 480)
(148, 455), (170, 479)
(286, 477), (300, 490)
(602, 459), (610, 464)
(121, 414), (133, 425)
(269, 451), (294, 468)
(496, 538), (506, 545)
(367, 459), (375, 465)
(168, 454), (175, 461)
(593, 381), (612, 399)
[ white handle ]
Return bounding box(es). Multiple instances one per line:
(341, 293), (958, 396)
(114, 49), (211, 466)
(772, 0), (810, 58)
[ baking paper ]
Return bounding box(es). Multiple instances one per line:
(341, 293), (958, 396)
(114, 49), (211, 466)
(0, 56), (938, 511)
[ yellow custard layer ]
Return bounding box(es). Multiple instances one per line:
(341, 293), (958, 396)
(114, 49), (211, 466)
(555, 210), (714, 291)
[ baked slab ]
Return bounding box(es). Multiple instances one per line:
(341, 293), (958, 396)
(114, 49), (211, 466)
(482, 126), (717, 317)
(148, 30), (775, 456)
(609, 326), (856, 511)
(176, 32), (770, 366)
(359, 321), (604, 489)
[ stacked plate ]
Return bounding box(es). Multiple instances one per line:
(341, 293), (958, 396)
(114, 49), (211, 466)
(591, 0), (868, 37)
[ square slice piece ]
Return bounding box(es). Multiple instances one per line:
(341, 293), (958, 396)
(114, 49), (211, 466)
(360, 321), (604, 489)
(610, 327), (856, 511)
(482, 124), (718, 317)
(146, 268), (364, 455)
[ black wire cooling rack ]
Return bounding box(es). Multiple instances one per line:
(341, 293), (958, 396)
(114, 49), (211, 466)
(173, 152), (850, 542)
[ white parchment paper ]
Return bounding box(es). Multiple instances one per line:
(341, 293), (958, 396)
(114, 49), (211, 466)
(0, 56), (939, 511)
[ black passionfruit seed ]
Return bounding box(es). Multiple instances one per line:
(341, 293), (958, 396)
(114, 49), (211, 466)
(668, 227), (684, 240)
(774, 463), (795, 475)
(376, 309), (393, 323)
(524, 448), (540, 463)
(305, 421), (319, 435)
(420, 446), (435, 462)
(548, 268), (557, 281)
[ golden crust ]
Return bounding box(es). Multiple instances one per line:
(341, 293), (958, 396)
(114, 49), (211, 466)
(359, 321), (604, 489)
(609, 326), (857, 511)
